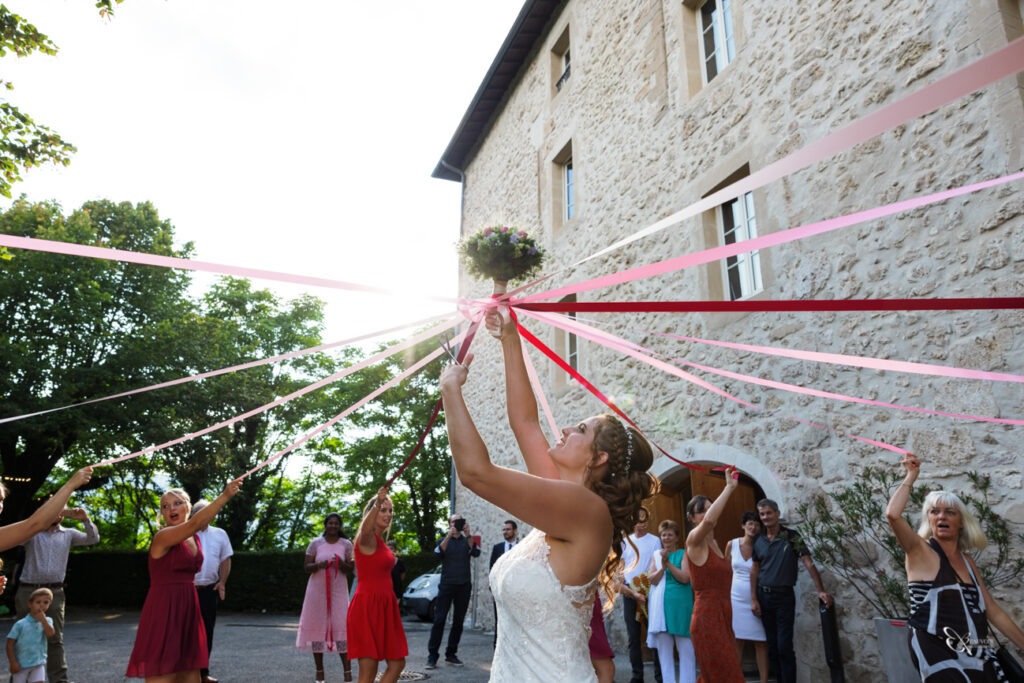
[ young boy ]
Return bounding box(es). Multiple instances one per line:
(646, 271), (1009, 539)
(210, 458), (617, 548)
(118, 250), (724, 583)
(6, 587), (55, 683)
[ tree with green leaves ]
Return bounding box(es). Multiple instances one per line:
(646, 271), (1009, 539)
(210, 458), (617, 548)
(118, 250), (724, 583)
(151, 277), (344, 549)
(0, 198), (196, 523)
(327, 337), (452, 553)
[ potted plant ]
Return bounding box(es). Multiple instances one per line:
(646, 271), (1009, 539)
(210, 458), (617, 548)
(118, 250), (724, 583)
(797, 469), (1024, 682)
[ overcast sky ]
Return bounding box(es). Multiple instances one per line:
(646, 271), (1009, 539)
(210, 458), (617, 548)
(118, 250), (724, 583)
(2, 0), (524, 341)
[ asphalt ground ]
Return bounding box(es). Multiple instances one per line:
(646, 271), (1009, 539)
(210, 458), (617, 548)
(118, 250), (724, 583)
(2, 607), (662, 682)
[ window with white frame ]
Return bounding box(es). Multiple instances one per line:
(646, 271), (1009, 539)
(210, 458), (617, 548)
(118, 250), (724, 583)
(559, 294), (579, 373)
(719, 191), (762, 300)
(698, 0), (735, 83)
(564, 157), (575, 221)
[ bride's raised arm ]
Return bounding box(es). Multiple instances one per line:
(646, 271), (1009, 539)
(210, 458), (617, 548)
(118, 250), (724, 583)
(485, 309), (559, 480)
(440, 356), (606, 543)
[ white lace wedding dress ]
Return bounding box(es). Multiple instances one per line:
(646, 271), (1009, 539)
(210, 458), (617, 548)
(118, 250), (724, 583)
(489, 528), (598, 682)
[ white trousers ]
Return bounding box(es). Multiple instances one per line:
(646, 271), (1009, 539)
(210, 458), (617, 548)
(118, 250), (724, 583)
(651, 631), (696, 683)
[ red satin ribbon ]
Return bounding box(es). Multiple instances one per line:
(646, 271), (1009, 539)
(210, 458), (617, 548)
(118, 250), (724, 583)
(385, 317), (482, 486)
(324, 555), (337, 651)
(514, 320), (708, 472)
(514, 297), (1024, 313)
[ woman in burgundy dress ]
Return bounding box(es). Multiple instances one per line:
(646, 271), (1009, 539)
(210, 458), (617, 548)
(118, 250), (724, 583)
(685, 467), (744, 683)
(346, 486), (407, 683)
(126, 480), (241, 682)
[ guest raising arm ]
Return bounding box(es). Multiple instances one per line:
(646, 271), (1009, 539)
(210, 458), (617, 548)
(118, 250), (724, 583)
(886, 454), (1024, 681)
(0, 468), (93, 553)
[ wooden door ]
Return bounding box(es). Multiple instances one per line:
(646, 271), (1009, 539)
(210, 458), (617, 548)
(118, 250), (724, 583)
(690, 469), (757, 550)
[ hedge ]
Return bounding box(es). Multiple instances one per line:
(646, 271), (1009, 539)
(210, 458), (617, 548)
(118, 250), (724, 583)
(1, 549), (442, 613)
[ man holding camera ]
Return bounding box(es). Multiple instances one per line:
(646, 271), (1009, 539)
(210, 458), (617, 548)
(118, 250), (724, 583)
(425, 513), (480, 669)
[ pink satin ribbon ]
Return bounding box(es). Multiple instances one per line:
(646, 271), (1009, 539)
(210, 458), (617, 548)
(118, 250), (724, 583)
(515, 170), (1024, 304)
(0, 312), (456, 425)
(645, 331), (1024, 384)
(509, 37), (1024, 300)
(95, 318), (457, 467)
(242, 335), (461, 478)
(0, 232), (462, 305)
(520, 337), (560, 439)
(549, 313), (1024, 423)
(519, 309), (912, 455)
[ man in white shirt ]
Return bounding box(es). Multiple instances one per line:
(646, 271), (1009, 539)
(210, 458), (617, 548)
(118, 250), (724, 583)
(14, 507), (99, 683)
(191, 500), (234, 683)
(617, 506), (663, 683)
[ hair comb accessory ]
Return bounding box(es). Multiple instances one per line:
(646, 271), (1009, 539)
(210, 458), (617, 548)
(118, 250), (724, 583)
(624, 427), (633, 473)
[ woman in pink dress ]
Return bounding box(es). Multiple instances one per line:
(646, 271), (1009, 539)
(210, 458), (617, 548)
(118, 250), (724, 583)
(126, 480), (241, 682)
(684, 468), (744, 683)
(297, 512), (354, 683)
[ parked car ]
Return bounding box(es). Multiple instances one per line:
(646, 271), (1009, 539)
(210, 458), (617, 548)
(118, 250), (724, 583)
(402, 564), (441, 621)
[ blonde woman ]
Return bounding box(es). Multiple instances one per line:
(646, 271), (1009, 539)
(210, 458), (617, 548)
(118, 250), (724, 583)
(346, 487), (406, 683)
(126, 480), (241, 682)
(439, 312), (657, 682)
(886, 454), (1024, 681)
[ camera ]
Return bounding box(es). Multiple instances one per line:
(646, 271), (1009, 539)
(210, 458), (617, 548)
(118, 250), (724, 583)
(453, 518), (466, 532)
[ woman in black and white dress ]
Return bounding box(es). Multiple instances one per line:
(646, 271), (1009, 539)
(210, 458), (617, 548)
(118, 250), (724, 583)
(886, 454), (1024, 681)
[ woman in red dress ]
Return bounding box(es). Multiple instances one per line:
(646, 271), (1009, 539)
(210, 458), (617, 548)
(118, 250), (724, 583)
(685, 467), (744, 683)
(126, 480), (241, 682)
(346, 486), (407, 683)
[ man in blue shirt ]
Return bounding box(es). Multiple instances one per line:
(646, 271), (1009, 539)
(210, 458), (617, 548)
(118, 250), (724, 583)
(425, 514), (480, 669)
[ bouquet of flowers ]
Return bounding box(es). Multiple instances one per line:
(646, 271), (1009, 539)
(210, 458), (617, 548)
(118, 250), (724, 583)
(457, 226), (546, 296)
(630, 573), (652, 621)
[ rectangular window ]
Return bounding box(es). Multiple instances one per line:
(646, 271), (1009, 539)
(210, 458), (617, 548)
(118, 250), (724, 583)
(552, 140), (574, 231)
(551, 25), (571, 95)
(698, 0), (735, 83)
(557, 294), (579, 377)
(557, 49), (571, 91)
(564, 158), (574, 221)
(720, 191), (762, 300)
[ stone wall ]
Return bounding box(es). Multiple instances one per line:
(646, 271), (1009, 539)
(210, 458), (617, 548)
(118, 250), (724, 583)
(448, 1), (1024, 681)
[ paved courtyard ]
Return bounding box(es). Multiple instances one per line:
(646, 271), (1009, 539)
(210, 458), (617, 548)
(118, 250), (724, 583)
(4, 607), (664, 682)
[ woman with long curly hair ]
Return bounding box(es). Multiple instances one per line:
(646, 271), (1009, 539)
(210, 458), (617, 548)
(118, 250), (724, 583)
(438, 312), (658, 682)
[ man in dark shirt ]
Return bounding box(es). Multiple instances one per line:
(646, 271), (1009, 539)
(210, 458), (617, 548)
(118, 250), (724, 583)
(750, 498), (833, 683)
(489, 520), (517, 646)
(386, 540), (406, 604)
(426, 514), (480, 669)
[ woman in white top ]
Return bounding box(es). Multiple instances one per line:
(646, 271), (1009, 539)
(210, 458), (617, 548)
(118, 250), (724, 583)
(439, 313), (658, 682)
(725, 511), (767, 683)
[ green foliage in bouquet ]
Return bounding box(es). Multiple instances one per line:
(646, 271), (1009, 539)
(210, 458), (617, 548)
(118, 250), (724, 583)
(458, 226), (546, 283)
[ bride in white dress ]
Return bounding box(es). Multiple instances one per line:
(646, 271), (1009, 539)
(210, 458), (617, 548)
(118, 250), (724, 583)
(438, 313), (658, 682)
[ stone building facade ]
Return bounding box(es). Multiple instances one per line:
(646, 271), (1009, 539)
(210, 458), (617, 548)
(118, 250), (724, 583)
(432, 1), (1024, 680)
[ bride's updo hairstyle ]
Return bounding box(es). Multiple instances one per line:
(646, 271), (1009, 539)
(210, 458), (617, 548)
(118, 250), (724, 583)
(587, 414), (659, 609)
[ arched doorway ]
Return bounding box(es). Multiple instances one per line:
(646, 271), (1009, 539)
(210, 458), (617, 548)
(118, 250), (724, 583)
(645, 442), (781, 548)
(648, 467), (765, 547)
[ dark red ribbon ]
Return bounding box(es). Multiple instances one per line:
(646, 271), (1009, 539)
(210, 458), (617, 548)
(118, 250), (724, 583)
(324, 555), (337, 651)
(514, 297), (1024, 313)
(385, 319), (481, 486)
